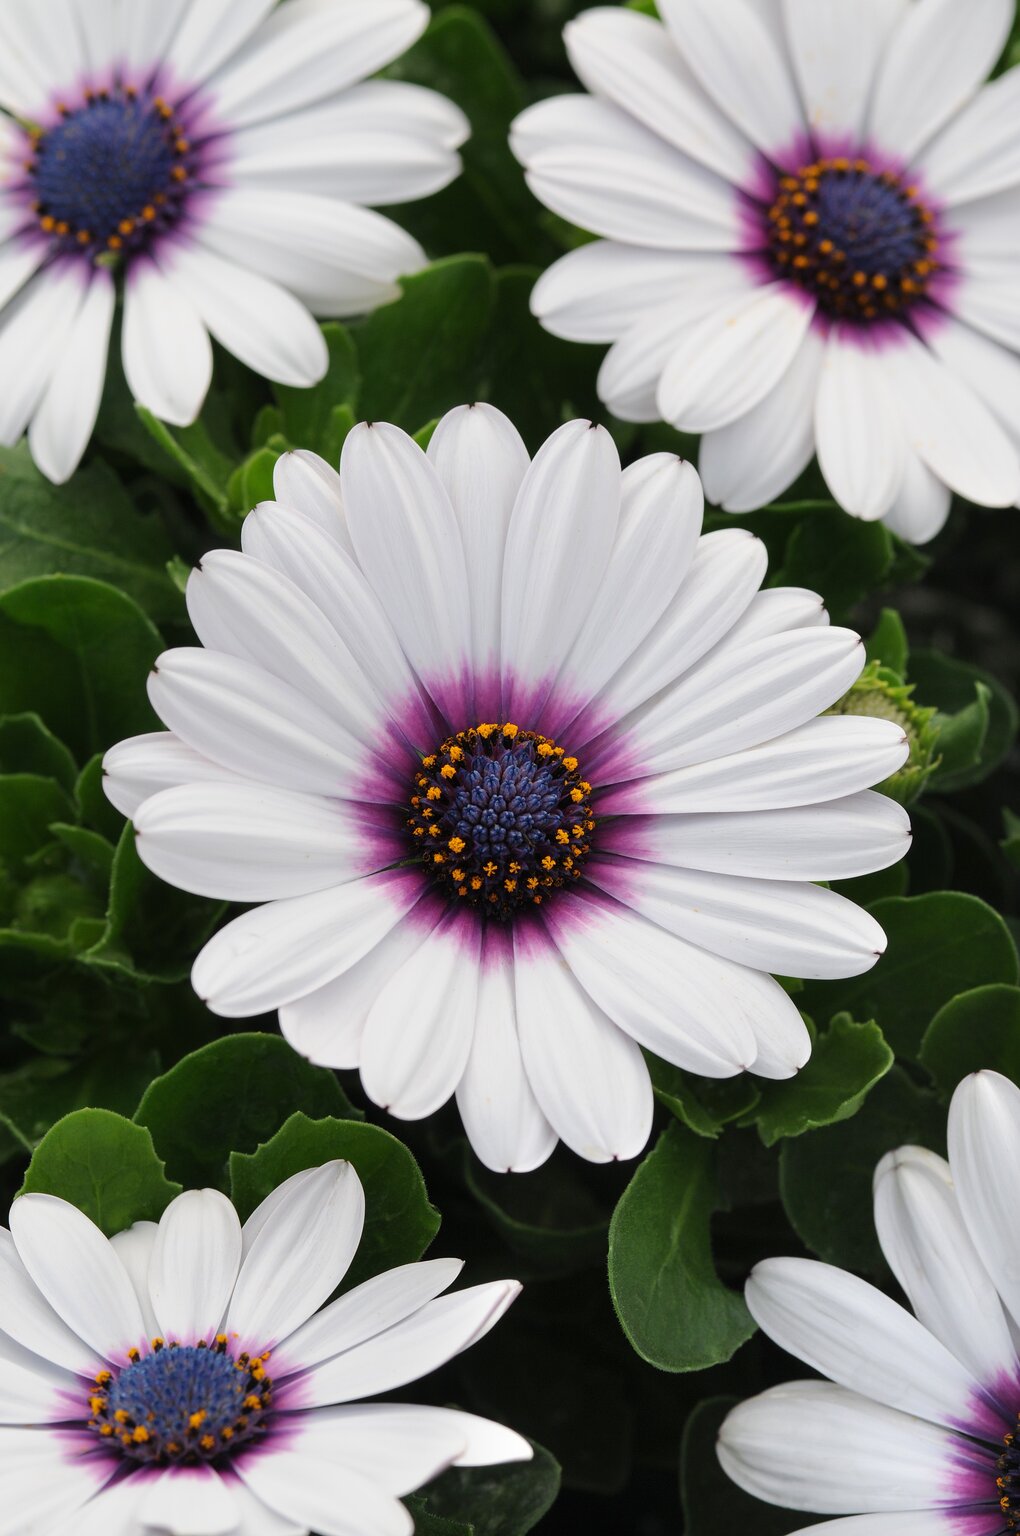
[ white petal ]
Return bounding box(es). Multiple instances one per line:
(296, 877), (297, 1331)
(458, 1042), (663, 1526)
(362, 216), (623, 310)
(272, 449), (350, 552)
(159, 241), (328, 388)
(601, 715), (909, 816)
(0, 238), (47, 314)
(148, 1189), (242, 1344)
(426, 404), (531, 681)
(236, 1455), (412, 1536)
(293, 1402), (530, 1487)
(0, 4), (84, 109)
(782, 0), (907, 140)
(147, 648), (372, 799)
(717, 1380), (975, 1513)
(589, 858), (887, 980)
(0, 1430), (114, 1536)
(881, 447), (952, 546)
(952, 260), (1020, 352)
(198, 190), (425, 317)
(746, 1256), (982, 1429)
(603, 791), (911, 882)
(949, 186), (1020, 262)
(0, 265), (88, 451)
(0, 1328), (80, 1424)
(511, 96), (746, 251)
(206, 0), (429, 128)
(658, 0), (805, 158)
(122, 255), (212, 428)
(360, 908), (481, 1120)
(9, 1195), (146, 1363)
(924, 311), (1020, 451)
(873, 1145), (1017, 1388)
(555, 456), (704, 727)
(531, 244), (722, 345)
(815, 329), (905, 520)
(884, 330), (1020, 508)
(512, 927), (654, 1162)
(919, 69), (1020, 205)
(102, 732), (258, 822)
(119, 0), (190, 78)
(659, 285), (816, 435)
(45, 1474), (149, 1536)
(217, 1473), (305, 1536)
(543, 889), (758, 1075)
(277, 1258), (464, 1377)
(279, 916), (437, 1071)
(699, 327), (824, 512)
(591, 528), (766, 730)
(596, 625), (866, 781)
(109, 1221), (161, 1341)
(191, 870), (423, 1018)
(228, 1162), (365, 1348)
(564, 7), (755, 184)
(720, 586), (828, 647)
(163, 0), (278, 88)
(28, 267), (114, 485)
(135, 1464), (239, 1536)
(456, 927), (557, 1175)
(294, 1280), (520, 1408)
(0, 1226), (99, 1375)
(501, 421), (621, 720)
(868, 0), (1013, 163)
(947, 1070), (1020, 1332)
(341, 422), (472, 723)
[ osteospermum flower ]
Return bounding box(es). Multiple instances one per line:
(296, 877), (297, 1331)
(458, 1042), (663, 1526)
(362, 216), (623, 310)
(0, 0), (466, 482)
(104, 406), (911, 1171)
(718, 1070), (1020, 1535)
(0, 1161), (527, 1534)
(511, 0), (1020, 541)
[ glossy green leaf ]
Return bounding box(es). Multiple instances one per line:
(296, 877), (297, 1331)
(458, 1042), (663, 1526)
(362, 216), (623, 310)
(865, 608), (909, 676)
(776, 510), (892, 618)
(275, 323), (360, 453)
(458, 1143), (609, 1276)
(20, 1108), (181, 1234)
(648, 1056), (760, 1140)
(910, 648), (1018, 791)
(750, 1014), (893, 1147)
(0, 713), (77, 790)
(230, 1112), (440, 1290)
(0, 773), (74, 870)
(920, 984), (1020, 1096)
(608, 1123), (754, 1371)
(412, 1440), (560, 1536)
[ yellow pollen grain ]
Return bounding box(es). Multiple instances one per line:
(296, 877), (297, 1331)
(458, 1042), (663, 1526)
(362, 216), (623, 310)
(426, 787), (441, 801)
(502, 722), (519, 738)
(562, 756), (578, 771)
(555, 829), (570, 844)
(570, 789), (584, 803)
(448, 836), (465, 853)
(440, 764), (456, 780)
(483, 861), (498, 877)
(132, 1426), (150, 1444)
(451, 868), (465, 883)
(541, 856), (556, 871)
(189, 1411), (206, 1429)
(200, 1434), (215, 1451)
(504, 879), (517, 893)
(114, 1409), (130, 1424)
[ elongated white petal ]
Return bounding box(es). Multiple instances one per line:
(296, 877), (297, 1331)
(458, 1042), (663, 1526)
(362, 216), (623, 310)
(718, 1381), (975, 1512)
(531, 244), (720, 345)
(868, 0), (1013, 162)
(292, 1403), (530, 1487)
(295, 1281), (521, 1409)
(102, 732), (255, 821)
(501, 421), (621, 719)
(881, 447), (953, 546)
(564, 6), (755, 184)
(0, 1329), (80, 1424)
(109, 1222), (161, 1341)
(746, 1256), (982, 1430)
(457, 928), (559, 1175)
(719, 587), (828, 648)
(919, 70), (1020, 205)
(0, 265), (88, 450)
(360, 908), (481, 1120)
(228, 1162), (365, 1348)
(163, 0), (277, 88)
(783, 0), (907, 140)
(191, 871), (423, 1018)
(0, 1227), (99, 1375)
(122, 255), (212, 427)
(272, 450), (349, 551)
(513, 927), (654, 1162)
(590, 859), (886, 979)
(136, 1464), (239, 1536)
(0, 1430), (115, 1536)
(28, 268), (114, 485)
(873, 1145), (1017, 1388)
(149, 1189), (241, 1343)
(953, 261), (1020, 353)
(815, 329), (905, 520)
(9, 1195), (145, 1363)
(236, 1455), (412, 1536)
(948, 1071), (1020, 1333)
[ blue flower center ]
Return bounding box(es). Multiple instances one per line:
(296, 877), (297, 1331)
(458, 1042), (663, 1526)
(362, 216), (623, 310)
(408, 723), (596, 920)
(27, 88), (195, 260)
(766, 157), (939, 321)
(87, 1338), (273, 1464)
(998, 1422), (1020, 1526)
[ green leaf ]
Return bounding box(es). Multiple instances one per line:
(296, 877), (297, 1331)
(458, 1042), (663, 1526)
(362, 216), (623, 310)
(0, 773), (74, 870)
(134, 407), (235, 529)
(930, 682), (991, 785)
(865, 608), (909, 676)
(275, 323), (360, 452)
(0, 712), (77, 790)
(0, 575), (161, 763)
(750, 1014), (894, 1147)
(412, 1440), (560, 1536)
(1003, 808), (1020, 869)
(459, 1144), (609, 1276)
(920, 984), (1020, 1096)
(800, 892), (1019, 1058)
(76, 753), (127, 843)
(48, 823), (115, 885)
(230, 1112), (440, 1291)
(648, 1056), (760, 1140)
(355, 256), (495, 430)
(20, 1108), (181, 1235)
(135, 1034), (358, 1189)
(909, 648), (1018, 791)
(0, 444), (183, 625)
(779, 1067), (945, 1273)
(681, 1397), (804, 1536)
(608, 1123), (754, 1371)
(227, 447), (280, 514)
(0, 1050), (160, 1163)
(776, 510), (893, 618)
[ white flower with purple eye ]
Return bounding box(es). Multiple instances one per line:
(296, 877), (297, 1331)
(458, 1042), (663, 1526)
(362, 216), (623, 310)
(510, 0), (1020, 542)
(718, 1069), (1020, 1536)
(0, 1161), (528, 1535)
(103, 405), (911, 1172)
(0, 0), (467, 483)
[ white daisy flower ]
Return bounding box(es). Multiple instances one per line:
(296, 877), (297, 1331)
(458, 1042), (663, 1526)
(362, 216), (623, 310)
(0, 1161), (528, 1535)
(718, 1069), (1020, 1536)
(103, 405), (912, 1171)
(0, 0), (467, 483)
(510, 0), (1020, 542)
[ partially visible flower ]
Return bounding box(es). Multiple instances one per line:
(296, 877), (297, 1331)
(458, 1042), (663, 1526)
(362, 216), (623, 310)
(0, 0), (467, 482)
(0, 1161), (527, 1534)
(511, 0), (1020, 541)
(828, 662), (940, 806)
(719, 1069), (1020, 1535)
(105, 406), (911, 1173)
